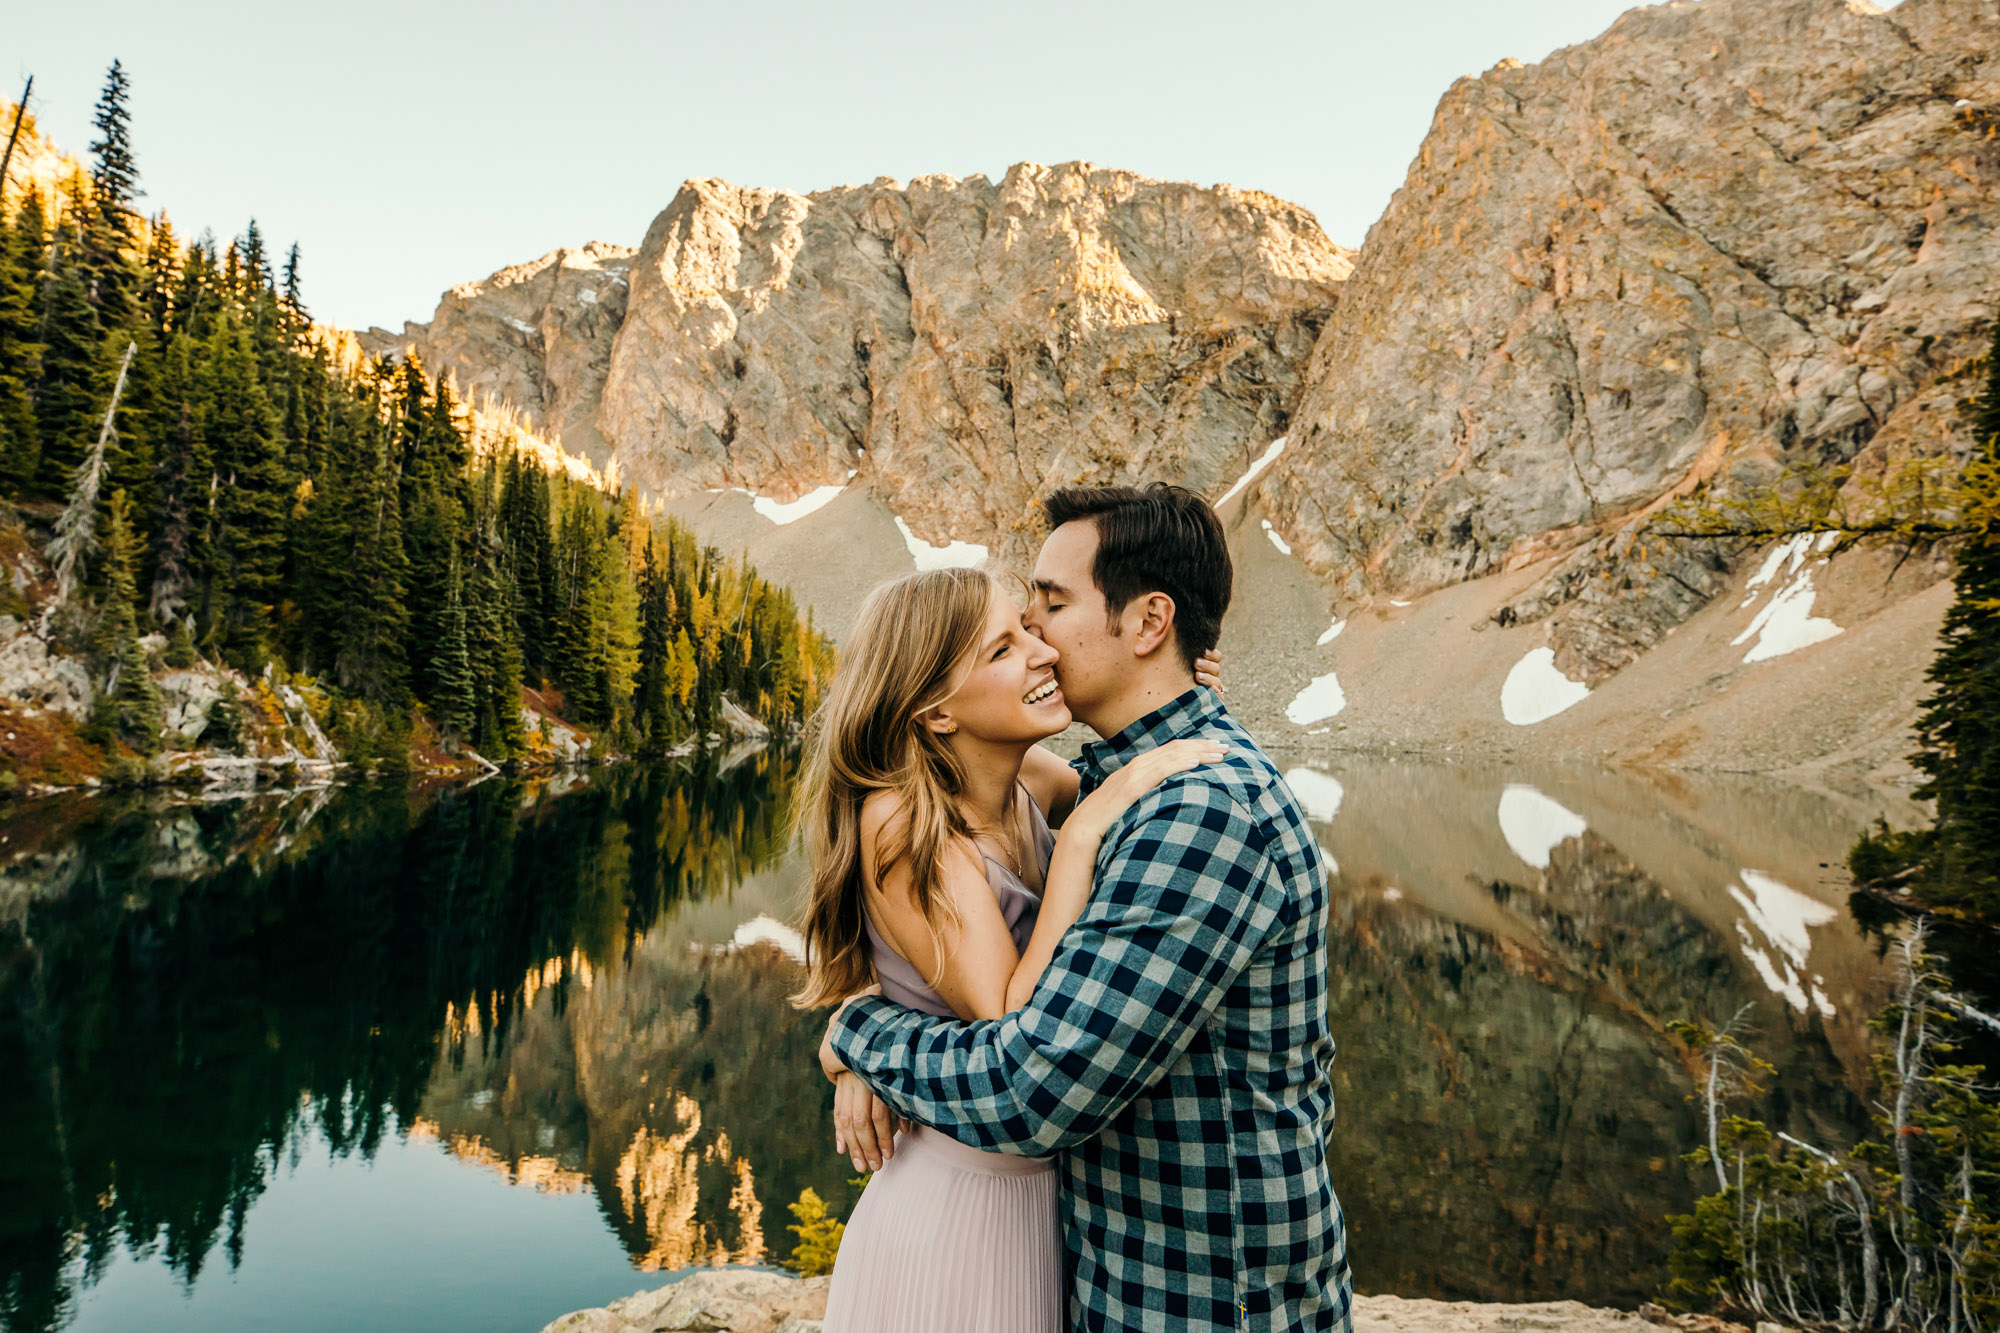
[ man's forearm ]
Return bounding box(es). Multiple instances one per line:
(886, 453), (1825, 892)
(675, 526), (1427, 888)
(832, 997), (1069, 1156)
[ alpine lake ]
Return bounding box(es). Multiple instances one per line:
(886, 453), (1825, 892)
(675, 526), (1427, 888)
(1, 745), (1979, 1333)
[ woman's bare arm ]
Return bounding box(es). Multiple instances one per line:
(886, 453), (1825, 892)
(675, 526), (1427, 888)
(860, 792), (1023, 1023)
(865, 738), (1227, 1022)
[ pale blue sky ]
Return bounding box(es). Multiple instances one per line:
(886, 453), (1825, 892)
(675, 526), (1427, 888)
(14, 0), (1671, 331)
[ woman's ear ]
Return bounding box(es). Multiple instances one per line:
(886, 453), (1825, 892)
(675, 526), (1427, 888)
(923, 709), (959, 735)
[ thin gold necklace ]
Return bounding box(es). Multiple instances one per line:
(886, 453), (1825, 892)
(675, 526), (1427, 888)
(972, 802), (1023, 876)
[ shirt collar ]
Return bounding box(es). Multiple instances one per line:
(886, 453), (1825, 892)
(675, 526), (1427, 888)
(1074, 686), (1225, 785)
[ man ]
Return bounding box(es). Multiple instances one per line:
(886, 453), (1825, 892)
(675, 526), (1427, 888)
(822, 482), (1351, 1332)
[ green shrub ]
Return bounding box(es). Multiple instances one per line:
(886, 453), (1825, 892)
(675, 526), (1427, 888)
(785, 1188), (845, 1277)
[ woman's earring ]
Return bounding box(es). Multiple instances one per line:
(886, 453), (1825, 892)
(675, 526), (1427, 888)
(942, 722), (958, 734)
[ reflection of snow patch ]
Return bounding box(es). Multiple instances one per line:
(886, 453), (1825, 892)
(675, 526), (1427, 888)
(1286, 672), (1347, 725)
(1261, 520), (1292, 555)
(1213, 436), (1287, 509)
(730, 915), (807, 964)
(1316, 618), (1345, 646)
(577, 288), (598, 305)
(1389, 599), (1410, 607)
(1729, 869), (1838, 1016)
(1320, 845), (1340, 875)
(1501, 648), (1590, 725)
(751, 484), (845, 525)
(1729, 869), (1836, 968)
(1381, 887), (1402, 902)
(894, 518), (989, 571)
(1736, 930), (1812, 1013)
(1283, 767), (1344, 822)
(1497, 785), (1587, 869)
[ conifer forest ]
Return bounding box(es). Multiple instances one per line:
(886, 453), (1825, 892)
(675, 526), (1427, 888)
(0, 65), (834, 775)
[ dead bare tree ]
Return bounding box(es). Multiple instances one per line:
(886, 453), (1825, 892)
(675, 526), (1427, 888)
(0, 75), (32, 209)
(43, 341), (136, 627)
(1671, 1006), (1770, 1193)
(1667, 922), (1997, 1331)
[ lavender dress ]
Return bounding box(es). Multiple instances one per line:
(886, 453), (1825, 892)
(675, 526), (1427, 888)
(823, 801), (1063, 1333)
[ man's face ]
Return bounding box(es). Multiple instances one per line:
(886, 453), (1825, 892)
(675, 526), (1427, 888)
(1024, 520), (1127, 732)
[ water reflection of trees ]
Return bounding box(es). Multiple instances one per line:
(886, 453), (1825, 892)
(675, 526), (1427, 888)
(0, 753), (814, 1333)
(1329, 832), (1870, 1306)
(3, 749), (1915, 1329)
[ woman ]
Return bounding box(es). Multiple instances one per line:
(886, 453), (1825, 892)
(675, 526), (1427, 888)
(794, 566), (1223, 1333)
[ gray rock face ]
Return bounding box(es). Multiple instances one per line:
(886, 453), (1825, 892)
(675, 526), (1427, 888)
(381, 164), (1352, 559)
(0, 617), (91, 718)
(1262, 0), (2000, 677)
(158, 668), (221, 741)
(362, 242), (636, 466)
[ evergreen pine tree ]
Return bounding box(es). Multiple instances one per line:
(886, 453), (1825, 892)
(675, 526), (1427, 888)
(85, 62), (140, 255)
(433, 552), (475, 742)
(465, 519), (527, 759)
(500, 451), (555, 683)
(1913, 329), (2000, 907)
(205, 315), (289, 666)
(139, 212), (180, 335)
(394, 362), (472, 704)
(33, 185), (107, 494)
(635, 536), (674, 755)
(279, 242), (308, 331)
(0, 190), (46, 486)
(80, 63), (155, 506)
(1856, 324), (2000, 921)
(162, 616), (197, 668)
(239, 219), (270, 292)
(333, 406), (410, 705)
(146, 335), (200, 622)
(93, 488), (163, 754)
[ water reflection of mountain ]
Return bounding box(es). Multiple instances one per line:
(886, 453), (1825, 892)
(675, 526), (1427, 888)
(416, 933), (845, 1273)
(1301, 757), (1898, 1304)
(0, 756), (830, 1333)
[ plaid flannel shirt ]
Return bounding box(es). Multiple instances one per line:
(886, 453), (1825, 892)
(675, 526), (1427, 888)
(833, 687), (1351, 1332)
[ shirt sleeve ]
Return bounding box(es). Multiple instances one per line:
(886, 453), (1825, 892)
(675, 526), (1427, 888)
(831, 778), (1287, 1157)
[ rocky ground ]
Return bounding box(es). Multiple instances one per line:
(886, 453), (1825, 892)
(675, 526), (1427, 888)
(632, 469), (1946, 798)
(532, 1269), (1789, 1333)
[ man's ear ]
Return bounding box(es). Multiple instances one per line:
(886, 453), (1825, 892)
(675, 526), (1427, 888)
(1124, 592), (1178, 660)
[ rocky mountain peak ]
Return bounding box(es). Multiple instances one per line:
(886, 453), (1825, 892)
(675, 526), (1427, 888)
(375, 161), (1353, 556)
(1262, 0), (1998, 678)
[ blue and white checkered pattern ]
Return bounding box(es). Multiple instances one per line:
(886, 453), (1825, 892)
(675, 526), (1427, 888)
(834, 687), (1351, 1332)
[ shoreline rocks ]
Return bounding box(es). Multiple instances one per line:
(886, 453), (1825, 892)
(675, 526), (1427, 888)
(533, 1269), (1741, 1333)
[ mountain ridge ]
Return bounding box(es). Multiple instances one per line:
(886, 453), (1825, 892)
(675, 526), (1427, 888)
(360, 0), (2000, 777)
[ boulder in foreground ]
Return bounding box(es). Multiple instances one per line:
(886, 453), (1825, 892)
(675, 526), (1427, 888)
(534, 1269), (1702, 1333)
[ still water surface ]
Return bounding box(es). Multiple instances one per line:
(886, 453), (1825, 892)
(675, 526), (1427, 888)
(0, 749), (1922, 1332)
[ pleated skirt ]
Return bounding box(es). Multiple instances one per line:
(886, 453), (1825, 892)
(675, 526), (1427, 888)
(823, 1124), (1064, 1333)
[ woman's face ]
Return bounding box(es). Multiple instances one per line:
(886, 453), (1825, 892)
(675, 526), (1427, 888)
(936, 585), (1071, 745)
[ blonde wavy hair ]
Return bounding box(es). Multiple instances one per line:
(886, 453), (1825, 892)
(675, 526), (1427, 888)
(791, 567), (999, 1009)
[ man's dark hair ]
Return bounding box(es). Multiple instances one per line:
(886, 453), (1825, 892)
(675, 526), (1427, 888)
(1040, 482), (1232, 673)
